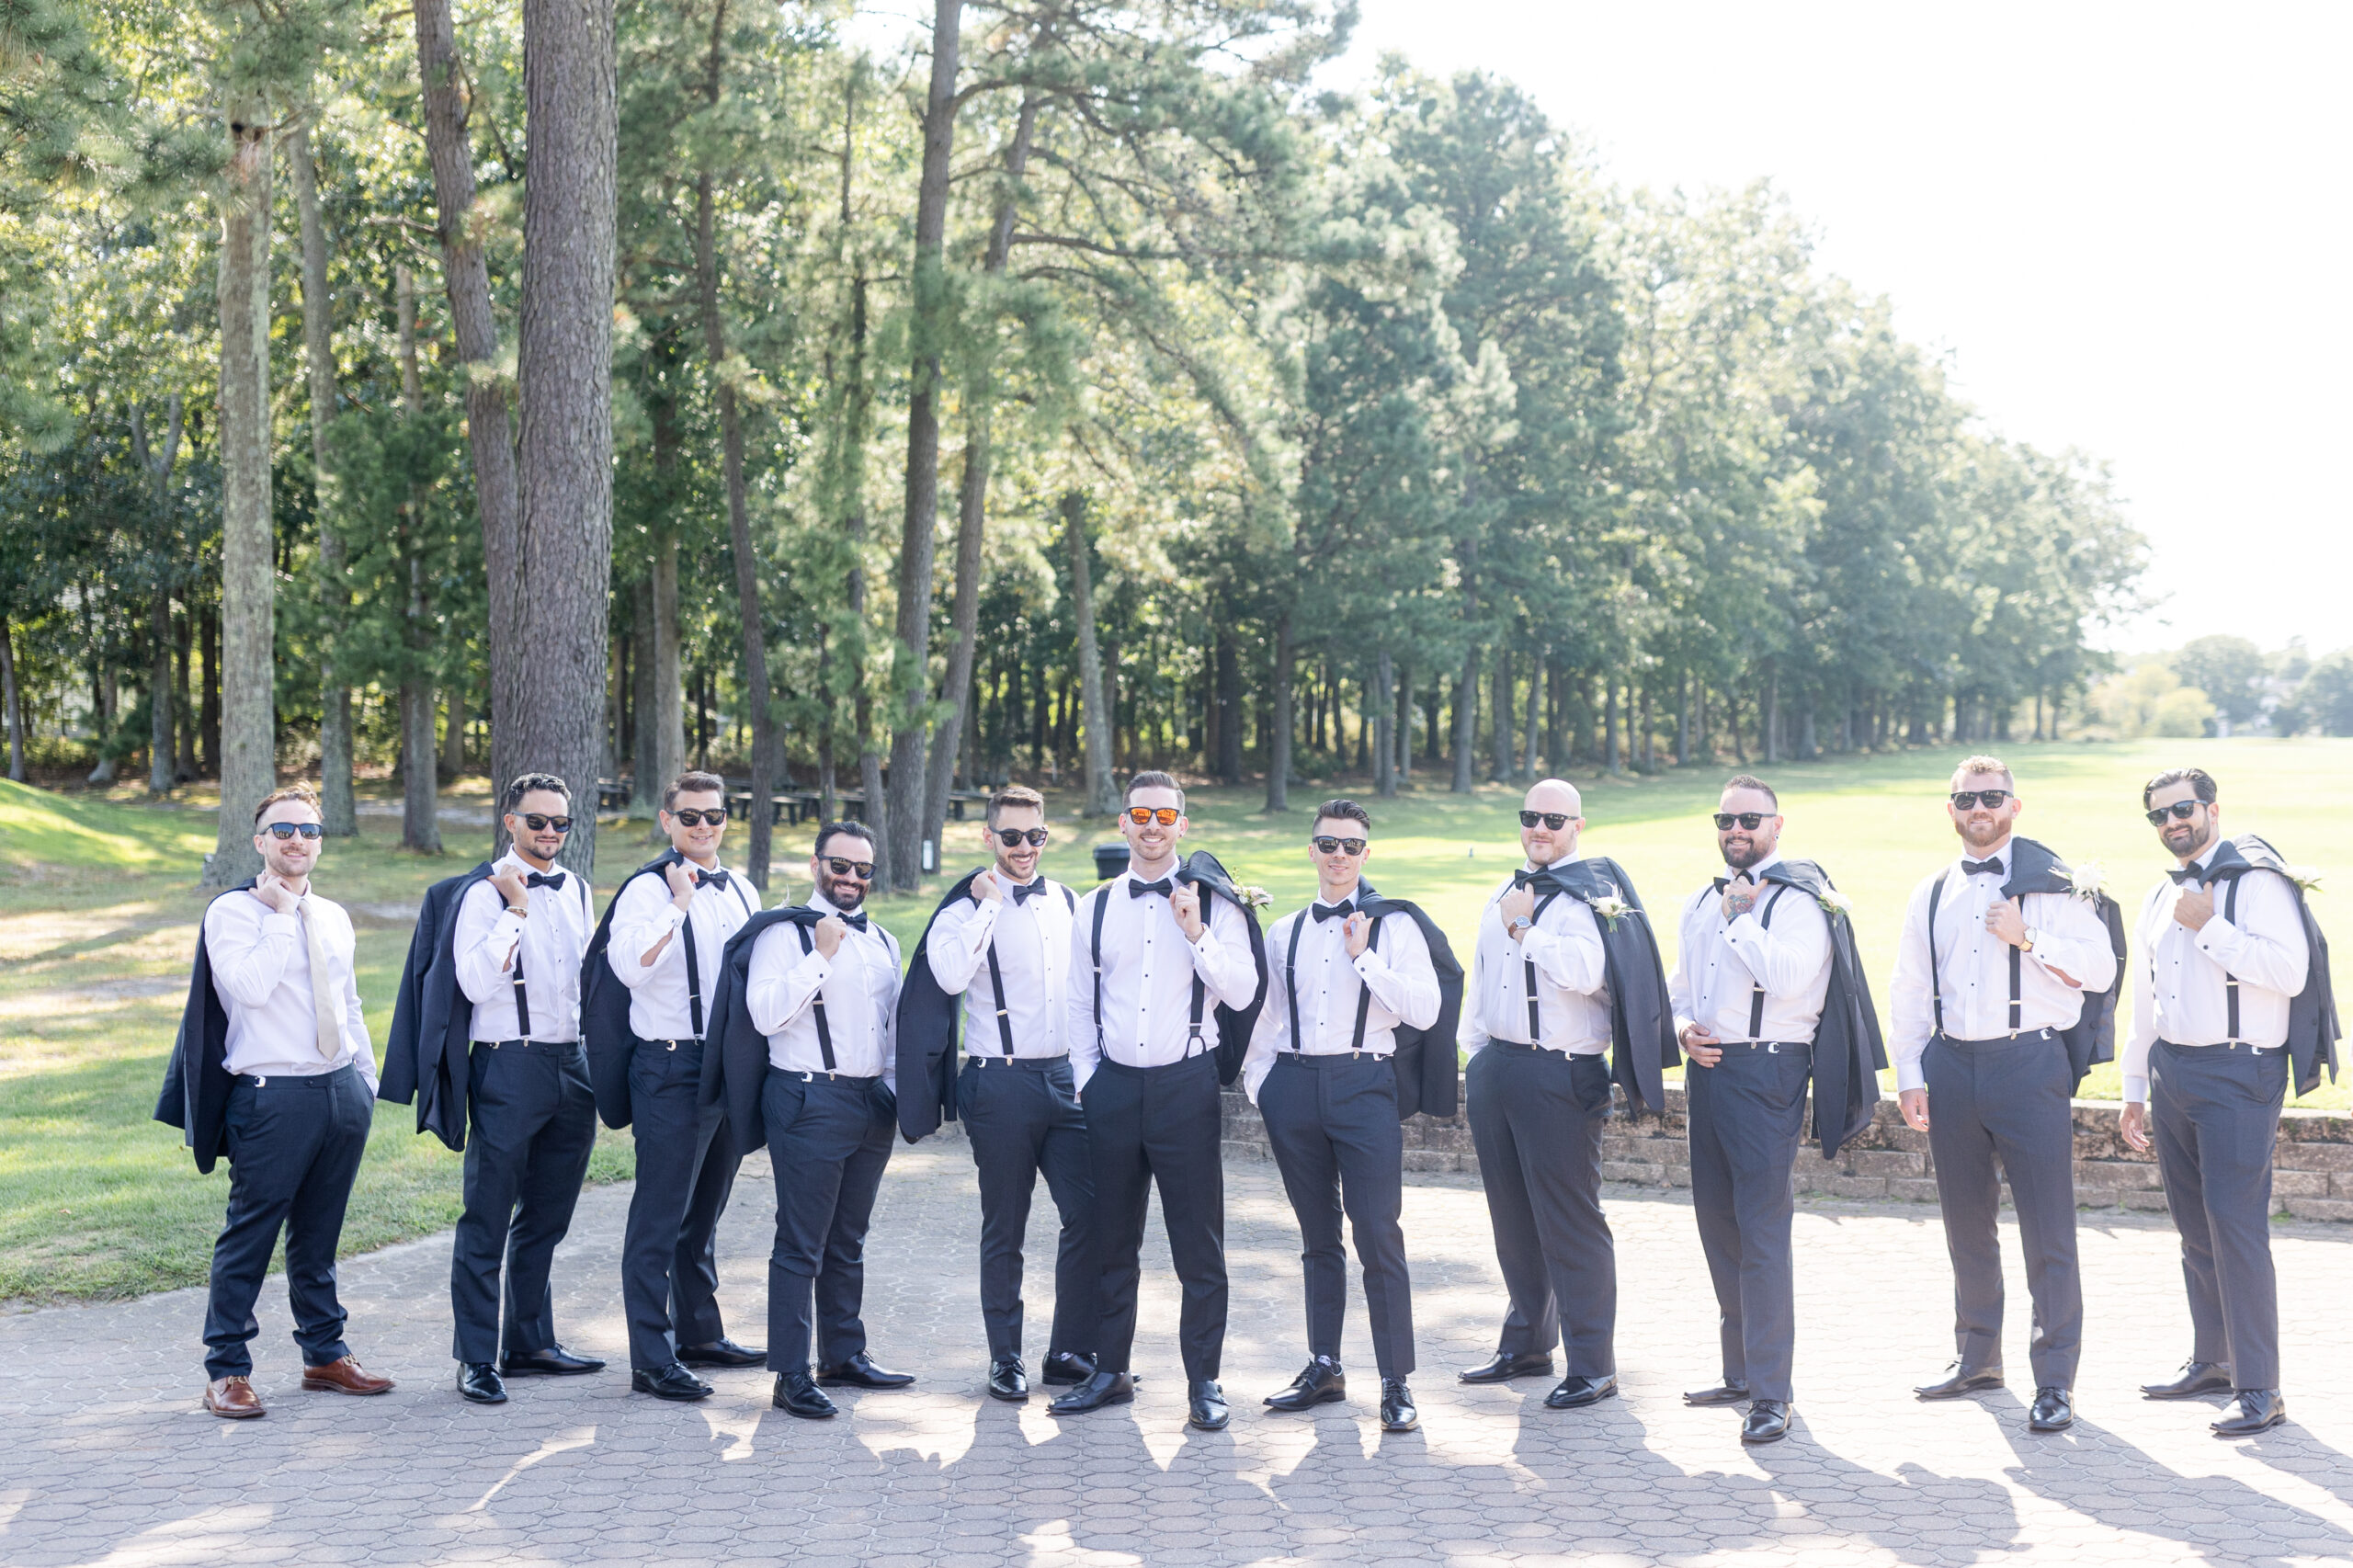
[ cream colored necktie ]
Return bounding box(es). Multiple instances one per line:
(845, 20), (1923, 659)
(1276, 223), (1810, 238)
(299, 896), (345, 1062)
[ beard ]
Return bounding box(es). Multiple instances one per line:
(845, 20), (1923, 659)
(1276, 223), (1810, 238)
(822, 876), (867, 911)
(1954, 815), (2008, 851)
(1720, 838), (1767, 871)
(2165, 817), (2217, 858)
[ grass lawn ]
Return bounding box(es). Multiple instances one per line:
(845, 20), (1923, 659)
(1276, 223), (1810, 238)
(2, 737), (2345, 1306)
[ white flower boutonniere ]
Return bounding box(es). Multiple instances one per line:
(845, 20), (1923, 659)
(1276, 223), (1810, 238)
(1816, 886), (1853, 916)
(2286, 866), (2324, 896)
(1588, 893), (1633, 932)
(2067, 860), (2106, 904)
(1239, 884), (1274, 912)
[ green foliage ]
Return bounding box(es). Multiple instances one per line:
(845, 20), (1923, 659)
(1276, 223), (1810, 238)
(2299, 650), (2353, 737)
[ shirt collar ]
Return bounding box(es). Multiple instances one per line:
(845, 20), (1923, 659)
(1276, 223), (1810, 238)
(813, 890), (862, 919)
(1957, 835), (2014, 869)
(1313, 880), (1364, 910)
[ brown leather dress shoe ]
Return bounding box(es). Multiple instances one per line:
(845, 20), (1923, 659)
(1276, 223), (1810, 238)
(303, 1357), (395, 1396)
(205, 1377), (266, 1419)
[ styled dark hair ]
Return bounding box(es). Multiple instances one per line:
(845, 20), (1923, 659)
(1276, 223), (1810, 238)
(1722, 774), (1778, 809)
(252, 785), (323, 825)
(2143, 767), (2219, 810)
(664, 770), (727, 812)
(504, 772), (572, 814)
(813, 819), (877, 858)
(1313, 797), (1371, 833)
(1123, 769), (1185, 810)
(986, 784), (1047, 827)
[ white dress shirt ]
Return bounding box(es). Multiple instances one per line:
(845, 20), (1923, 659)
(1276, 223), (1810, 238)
(1667, 854), (1834, 1045)
(206, 886), (376, 1086)
(453, 853), (593, 1042)
(1459, 859), (1612, 1058)
(926, 875), (1076, 1060)
(1067, 869), (1261, 1090)
(605, 859), (757, 1041)
(1242, 882), (1442, 1102)
(2122, 841), (2310, 1101)
(1887, 836), (2118, 1089)
(746, 892), (903, 1083)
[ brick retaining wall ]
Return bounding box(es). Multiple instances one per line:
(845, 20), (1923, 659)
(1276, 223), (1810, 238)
(1217, 1075), (2353, 1222)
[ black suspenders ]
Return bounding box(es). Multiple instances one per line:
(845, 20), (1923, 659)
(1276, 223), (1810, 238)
(1927, 869), (2025, 1040)
(1093, 882), (1208, 1062)
(983, 883), (1072, 1056)
(1522, 891), (1562, 1040)
(2222, 874), (2245, 1043)
(1285, 908), (1383, 1054)
(794, 922), (837, 1071)
(1745, 885), (1786, 1040)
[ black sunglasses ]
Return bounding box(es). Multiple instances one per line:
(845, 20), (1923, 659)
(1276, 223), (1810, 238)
(1949, 790), (2010, 811)
(1124, 806), (1180, 826)
(517, 812), (574, 833)
(994, 827), (1050, 847)
(1712, 812), (1771, 831)
(669, 807), (728, 827)
(262, 821), (324, 841)
(822, 857), (876, 881)
(1518, 811), (1575, 830)
(1311, 835), (1368, 857)
(2146, 800), (2202, 826)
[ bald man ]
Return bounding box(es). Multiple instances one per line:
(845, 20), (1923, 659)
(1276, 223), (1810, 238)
(1458, 780), (1628, 1411)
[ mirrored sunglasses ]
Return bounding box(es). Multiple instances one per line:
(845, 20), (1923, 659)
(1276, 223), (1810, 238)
(1124, 807), (1180, 826)
(823, 857), (876, 881)
(262, 822), (325, 841)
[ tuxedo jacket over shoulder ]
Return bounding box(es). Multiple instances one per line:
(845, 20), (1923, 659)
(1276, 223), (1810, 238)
(1353, 882), (1466, 1119)
(153, 883), (255, 1175)
(1751, 858), (1890, 1157)
(1548, 856), (1679, 1116)
(378, 861), (495, 1151)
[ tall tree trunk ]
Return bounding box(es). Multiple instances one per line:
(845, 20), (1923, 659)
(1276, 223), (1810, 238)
(441, 672), (468, 781)
(1064, 493), (1117, 816)
(0, 615), (22, 783)
(1373, 648), (1395, 799)
(130, 398), (184, 799)
(206, 114), (277, 889)
(924, 94), (1037, 857)
(826, 65), (885, 874)
(199, 604), (221, 773)
(175, 610), (196, 779)
(1604, 680), (1620, 773)
(396, 267), (442, 854)
(647, 535), (686, 809)
(1264, 607), (1294, 813)
(1521, 652), (1542, 781)
(1214, 625), (1243, 783)
(413, 0), (523, 847)
(629, 582), (658, 811)
(513, 0), (618, 875)
(1489, 645), (1511, 781)
(1394, 660), (1412, 783)
(1764, 665), (1780, 764)
(1450, 537), (1478, 792)
(290, 124), (358, 836)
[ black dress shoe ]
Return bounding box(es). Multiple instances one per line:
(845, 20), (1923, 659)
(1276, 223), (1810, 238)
(677, 1337), (766, 1369)
(2028, 1386), (2074, 1432)
(988, 1357), (1029, 1403)
(2142, 1360), (2233, 1401)
(1047, 1369), (1137, 1415)
(773, 1369), (838, 1419)
(1379, 1379), (1418, 1433)
(2211, 1390), (2287, 1437)
(501, 1345), (606, 1377)
(458, 1362), (508, 1404)
(1741, 1400), (1791, 1445)
(631, 1363), (714, 1402)
(1459, 1350), (1555, 1384)
(1040, 1350), (1097, 1386)
(1264, 1358), (1346, 1412)
(1683, 1381), (1750, 1407)
(1914, 1363), (2004, 1400)
(1543, 1374), (1618, 1410)
(1188, 1379), (1230, 1431)
(816, 1351), (915, 1389)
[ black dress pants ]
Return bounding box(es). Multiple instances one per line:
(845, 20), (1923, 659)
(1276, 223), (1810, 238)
(761, 1071), (896, 1373)
(1465, 1042), (1617, 1379)
(1923, 1028), (2081, 1389)
(960, 1055), (1096, 1361)
(621, 1039), (742, 1369)
(449, 1040), (598, 1364)
(204, 1064), (374, 1379)
(1258, 1051), (1414, 1379)
(1082, 1052), (1227, 1381)
(2152, 1040), (2288, 1391)
(1686, 1041), (1810, 1402)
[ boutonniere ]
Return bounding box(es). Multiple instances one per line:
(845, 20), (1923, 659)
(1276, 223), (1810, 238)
(2285, 866), (2324, 895)
(1588, 893), (1633, 931)
(2066, 860), (2105, 904)
(1815, 886), (1852, 916)
(1239, 884), (1274, 912)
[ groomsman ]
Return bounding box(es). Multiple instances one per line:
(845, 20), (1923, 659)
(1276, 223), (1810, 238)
(1668, 776), (1834, 1447)
(1460, 779), (1675, 1413)
(158, 787), (394, 1417)
(2120, 767), (2336, 1438)
(897, 786), (1096, 1402)
(449, 774), (605, 1403)
(1050, 771), (1266, 1431)
(1891, 756), (2118, 1434)
(1242, 799), (1446, 1434)
(740, 822), (914, 1418)
(592, 771), (763, 1401)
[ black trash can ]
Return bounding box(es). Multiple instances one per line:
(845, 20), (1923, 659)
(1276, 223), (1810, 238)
(1092, 843), (1131, 883)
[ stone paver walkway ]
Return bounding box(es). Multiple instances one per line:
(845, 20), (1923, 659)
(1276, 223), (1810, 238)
(5, 1141), (2351, 1567)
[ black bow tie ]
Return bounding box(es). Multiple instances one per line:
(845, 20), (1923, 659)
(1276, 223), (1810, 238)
(1962, 858), (2005, 878)
(1130, 878), (1174, 899)
(695, 869), (730, 890)
(2170, 866), (2207, 886)
(1011, 878), (1048, 904)
(1512, 868), (1562, 893)
(1312, 900), (1355, 923)
(526, 870), (567, 891)
(833, 911), (869, 932)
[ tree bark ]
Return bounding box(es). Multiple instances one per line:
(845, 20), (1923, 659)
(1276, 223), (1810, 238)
(1393, 660), (1412, 784)
(1373, 648), (1395, 798)
(290, 124), (358, 836)
(513, 0), (618, 875)
(413, 0), (523, 846)
(130, 398), (184, 799)
(1064, 494), (1117, 817)
(1214, 625), (1243, 783)
(629, 581), (658, 811)
(829, 71), (886, 872)
(1489, 645), (1511, 781)
(441, 673), (468, 781)
(206, 114), (277, 889)
(0, 614), (22, 783)
(883, 0), (963, 888)
(1264, 608), (1295, 813)
(1521, 652), (1542, 780)
(396, 266), (442, 854)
